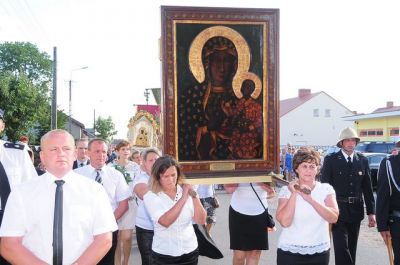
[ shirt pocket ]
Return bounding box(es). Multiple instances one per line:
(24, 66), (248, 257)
(67, 205), (93, 240)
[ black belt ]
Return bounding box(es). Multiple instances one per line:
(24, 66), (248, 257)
(336, 196), (363, 204)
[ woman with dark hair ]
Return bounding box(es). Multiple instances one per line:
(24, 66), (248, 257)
(143, 155), (207, 265)
(276, 148), (339, 265)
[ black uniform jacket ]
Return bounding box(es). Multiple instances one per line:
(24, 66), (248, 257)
(321, 150), (375, 223)
(376, 154), (400, 232)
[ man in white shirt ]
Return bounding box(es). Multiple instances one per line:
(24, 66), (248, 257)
(75, 138), (130, 265)
(72, 139), (90, 169)
(0, 109), (38, 264)
(0, 129), (117, 265)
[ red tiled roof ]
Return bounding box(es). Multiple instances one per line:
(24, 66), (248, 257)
(280, 92), (321, 117)
(372, 106), (400, 114)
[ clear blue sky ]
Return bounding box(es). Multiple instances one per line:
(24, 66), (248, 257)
(1, 0), (399, 138)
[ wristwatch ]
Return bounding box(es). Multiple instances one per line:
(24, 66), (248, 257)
(188, 189), (197, 198)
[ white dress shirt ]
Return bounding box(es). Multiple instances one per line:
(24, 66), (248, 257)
(0, 171), (118, 264)
(75, 165), (131, 211)
(133, 170), (154, 230)
(143, 185), (198, 256)
(0, 140), (38, 210)
(197, 184), (214, 199)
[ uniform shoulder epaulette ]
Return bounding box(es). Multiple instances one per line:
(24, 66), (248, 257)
(356, 151), (365, 158)
(3, 142), (25, 150)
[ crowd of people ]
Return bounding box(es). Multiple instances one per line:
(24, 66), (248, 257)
(0, 104), (399, 265)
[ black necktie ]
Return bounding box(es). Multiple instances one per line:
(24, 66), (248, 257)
(0, 161), (11, 213)
(80, 162), (84, 167)
(347, 156), (352, 168)
(95, 170), (102, 184)
(53, 180), (65, 265)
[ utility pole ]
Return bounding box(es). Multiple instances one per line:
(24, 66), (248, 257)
(51, 47), (57, 129)
(68, 66), (88, 133)
(68, 79), (72, 133)
(93, 108), (96, 136)
(144, 89), (150, 105)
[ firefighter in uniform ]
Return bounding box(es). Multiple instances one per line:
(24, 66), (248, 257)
(0, 109), (37, 264)
(376, 141), (400, 265)
(321, 127), (376, 265)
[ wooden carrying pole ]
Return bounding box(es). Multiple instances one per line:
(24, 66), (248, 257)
(387, 238), (394, 265)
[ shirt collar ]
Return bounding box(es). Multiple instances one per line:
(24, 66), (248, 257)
(341, 150), (354, 161)
(89, 164), (105, 172)
(44, 170), (74, 185)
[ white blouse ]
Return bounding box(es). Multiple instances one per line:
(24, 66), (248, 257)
(143, 185), (198, 256)
(277, 182), (335, 254)
(230, 183), (269, 215)
(133, 170), (154, 230)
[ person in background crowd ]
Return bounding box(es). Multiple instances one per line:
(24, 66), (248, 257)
(376, 140), (400, 265)
(143, 155), (206, 265)
(73, 139), (90, 169)
(0, 108), (37, 265)
(133, 148), (160, 265)
(285, 146), (294, 181)
(321, 127), (375, 265)
(106, 147), (118, 164)
(198, 184), (218, 233)
(130, 149), (141, 165)
(111, 140), (140, 265)
(224, 181), (274, 265)
(74, 138), (130, 265)
(280, 148), (287, 175)
(18, 135), (29, 146)
(276, 148), (339, 265)
(0, 129), (117, 264)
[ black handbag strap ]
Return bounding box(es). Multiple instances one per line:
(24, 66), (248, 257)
(250, 183), (267, 211)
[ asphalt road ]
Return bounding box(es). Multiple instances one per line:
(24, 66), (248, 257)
(129, 189), (389, 265)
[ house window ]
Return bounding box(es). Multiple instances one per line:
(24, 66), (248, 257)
(325, 109), (331, 117)
(313, 109), (319, 117)
(360, 130), (367, 137)
(390, 127), (400, 136)
(362, 128), (384, 137)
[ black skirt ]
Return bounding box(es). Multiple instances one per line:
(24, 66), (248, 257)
(229, 206), (269, 250)
(151, 249), (199, 265)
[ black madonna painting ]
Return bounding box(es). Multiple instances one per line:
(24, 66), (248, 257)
(161, 6), (279, 177)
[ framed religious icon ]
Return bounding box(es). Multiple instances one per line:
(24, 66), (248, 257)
(161, 6), (280, 181)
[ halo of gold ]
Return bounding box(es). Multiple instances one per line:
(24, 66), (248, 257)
(189, 26), (261, 98)
(233, 72), (262, 99)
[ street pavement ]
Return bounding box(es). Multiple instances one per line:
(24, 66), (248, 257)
(130, 189), (388, 265)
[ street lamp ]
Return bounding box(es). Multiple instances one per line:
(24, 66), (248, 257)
(68, 66), (88, 133)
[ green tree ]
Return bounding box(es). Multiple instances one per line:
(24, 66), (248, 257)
(0, 42), (56, 143)
(95, 116), (118, 142)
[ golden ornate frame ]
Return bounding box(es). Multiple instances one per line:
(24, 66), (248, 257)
(161, 6), (280, 182)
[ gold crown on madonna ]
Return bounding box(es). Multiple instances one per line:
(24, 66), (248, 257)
(202, 36), (237, 58)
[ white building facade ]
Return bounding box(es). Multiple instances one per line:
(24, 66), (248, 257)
(280, 89), (354, 147)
